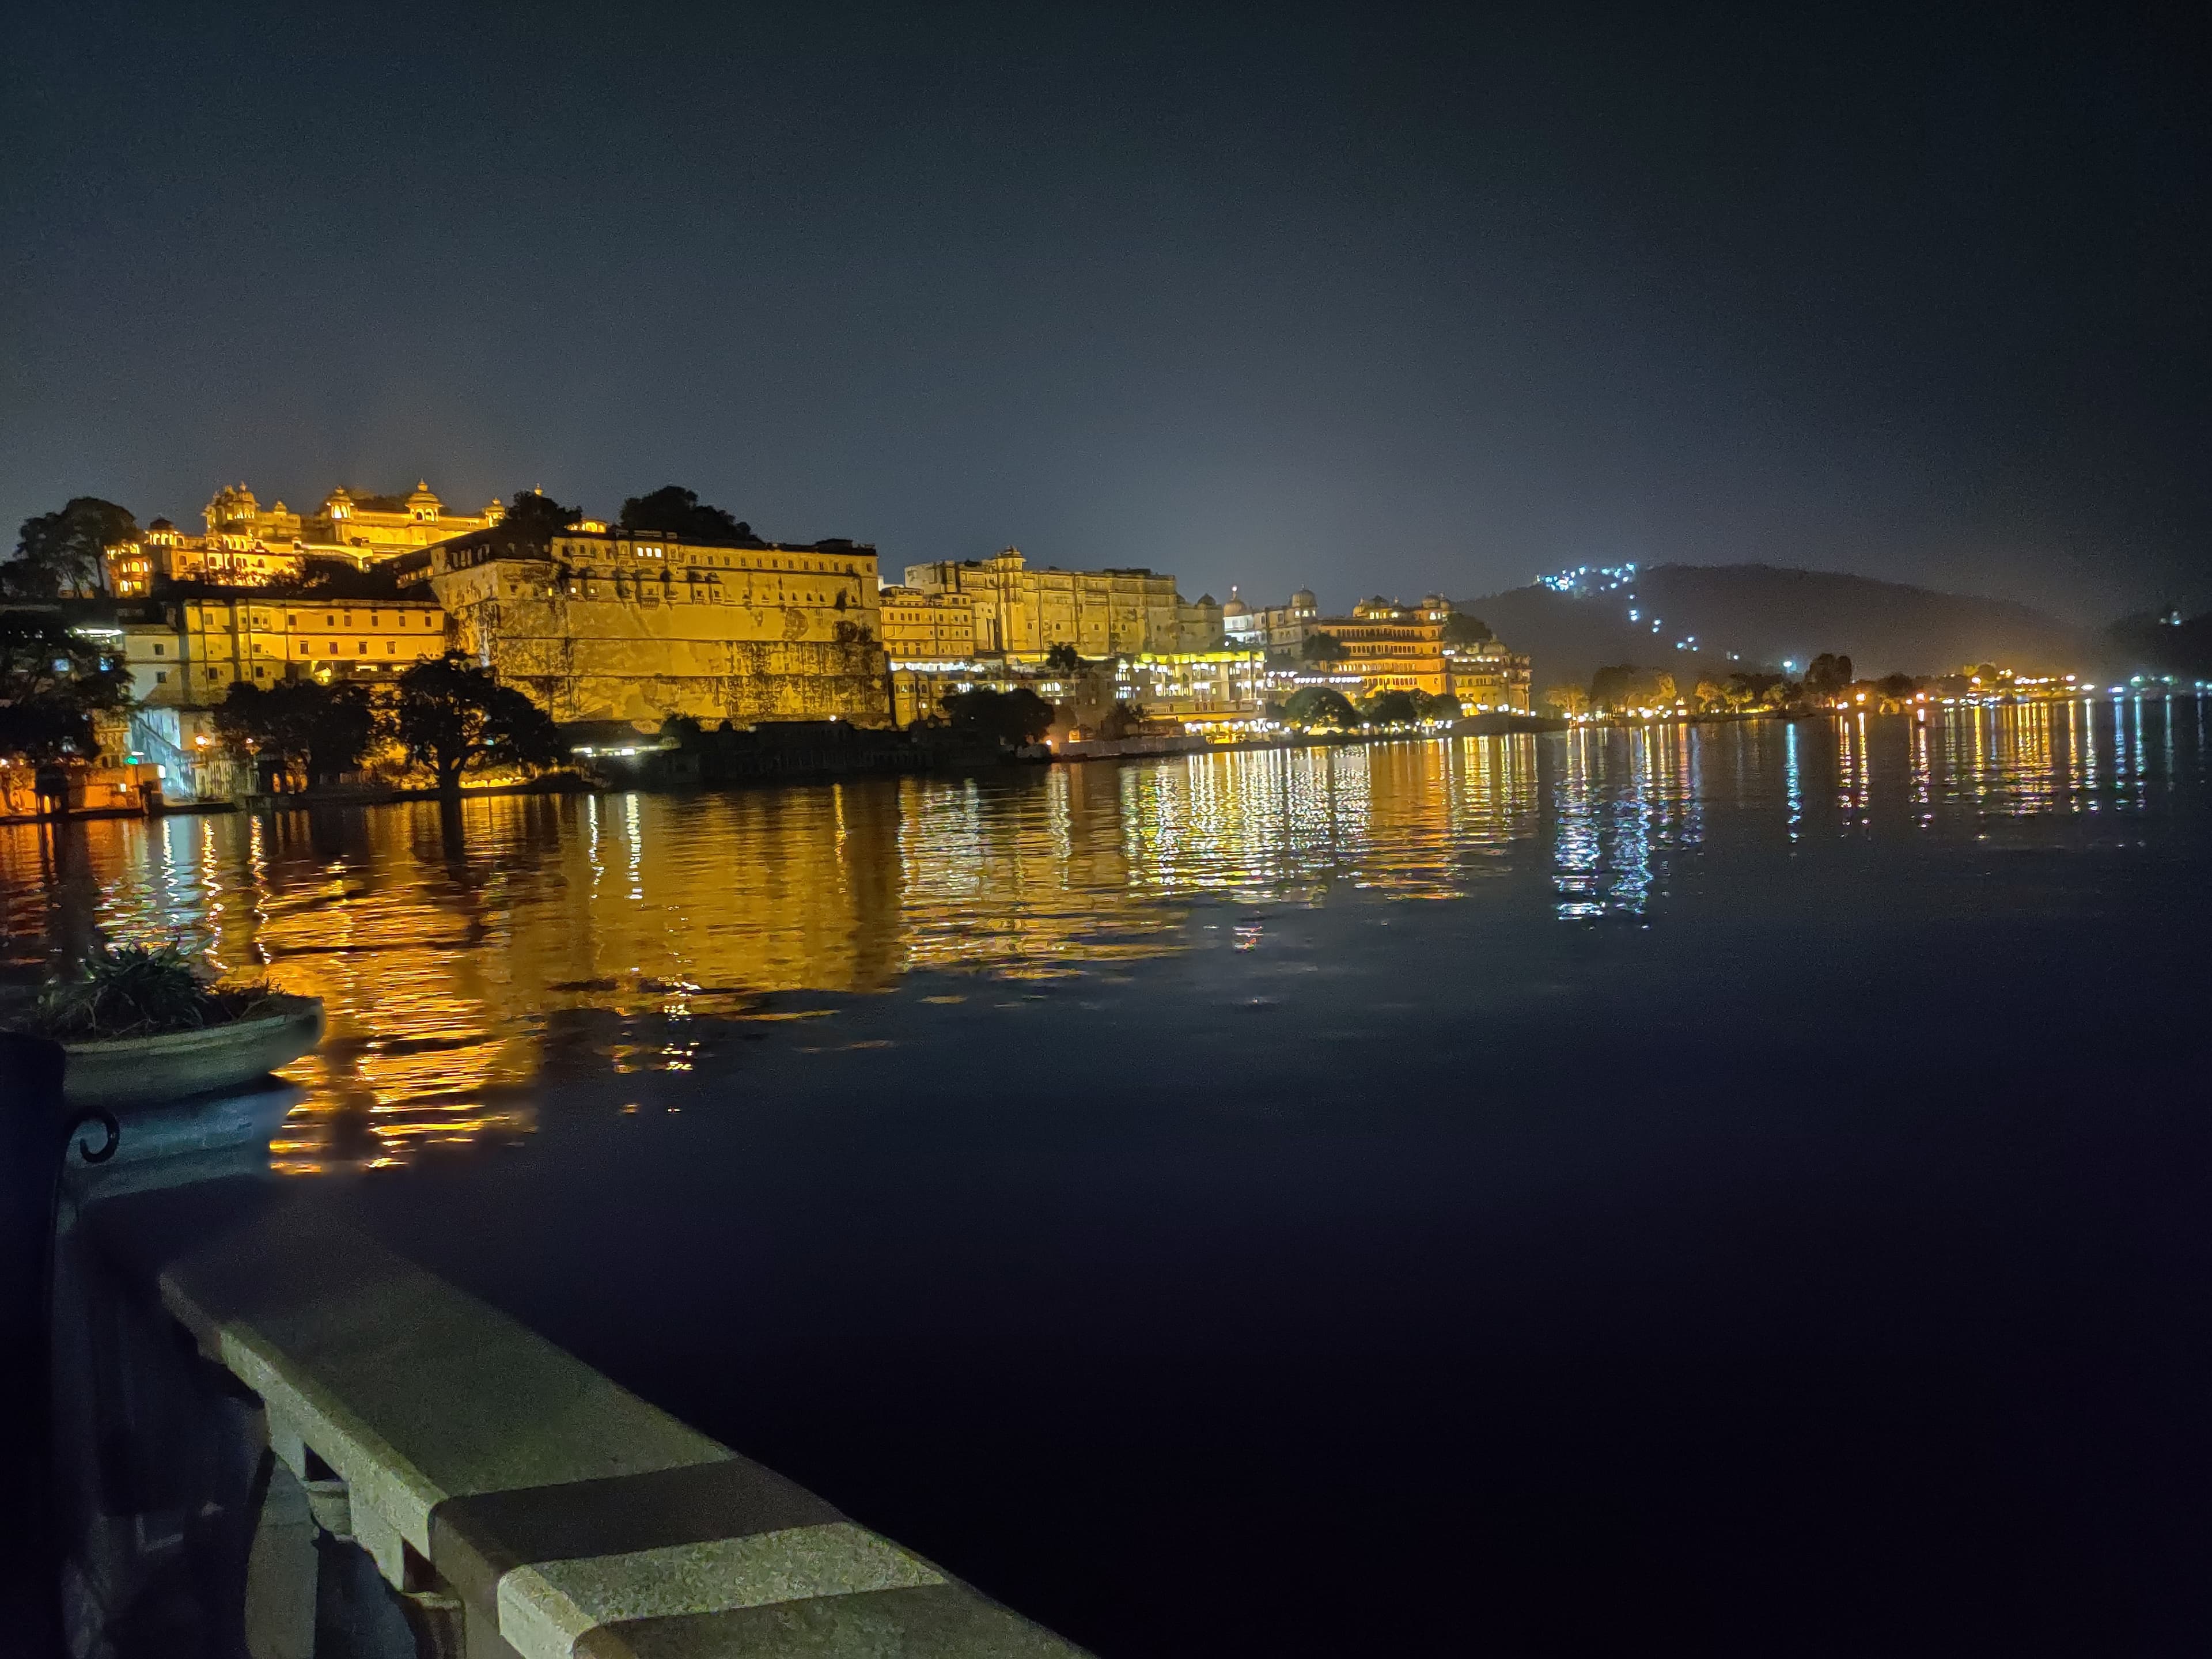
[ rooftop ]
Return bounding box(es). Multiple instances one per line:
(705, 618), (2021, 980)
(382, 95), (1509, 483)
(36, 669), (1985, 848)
(429, 523), (876, 559)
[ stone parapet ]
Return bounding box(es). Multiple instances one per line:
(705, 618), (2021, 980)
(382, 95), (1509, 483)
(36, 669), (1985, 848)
(75, 1187), (1085, 1658)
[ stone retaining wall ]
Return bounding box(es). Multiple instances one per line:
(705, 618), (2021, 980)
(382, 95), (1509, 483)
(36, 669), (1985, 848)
(62, 1181), (1086, 1657)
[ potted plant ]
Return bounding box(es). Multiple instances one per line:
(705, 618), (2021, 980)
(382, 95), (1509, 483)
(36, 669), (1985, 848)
(14, 943), (323, 1108)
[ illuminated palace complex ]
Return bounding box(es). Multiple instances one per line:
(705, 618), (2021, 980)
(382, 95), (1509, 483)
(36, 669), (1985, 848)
(893, 547), (1224, 660)
(89, 480), (896, 730)
(882, 558), (1529, 722)
(124, 595), (450, 703)
(429, 523), (892, 726)
(1328, 594), (1531, 710)
(1221, 588), (1533, 712)
(1222, 586), (1321, 655)
(107, 482), (508, 594)
(103, 593), (453, 800)
(59, 478), (1533, 789)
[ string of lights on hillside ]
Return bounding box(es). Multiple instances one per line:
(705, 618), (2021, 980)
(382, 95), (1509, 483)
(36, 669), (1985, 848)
(1533, 562), (1757, 668)
(1528, 565), (2206, 706)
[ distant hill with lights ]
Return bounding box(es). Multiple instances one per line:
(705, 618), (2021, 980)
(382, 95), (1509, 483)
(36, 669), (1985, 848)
(1455, 563), (2099, 691)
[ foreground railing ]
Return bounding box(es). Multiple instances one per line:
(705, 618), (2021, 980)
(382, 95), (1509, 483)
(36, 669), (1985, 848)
(58, 1173), (1088, 1657)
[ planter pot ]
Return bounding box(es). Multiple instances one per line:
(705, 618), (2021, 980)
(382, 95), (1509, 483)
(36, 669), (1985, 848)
(60, 995), (325, 1110)
(104, 1078), (304, 1166)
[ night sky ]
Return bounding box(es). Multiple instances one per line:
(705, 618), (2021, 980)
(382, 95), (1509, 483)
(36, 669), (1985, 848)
(3, 2), (2205, 618)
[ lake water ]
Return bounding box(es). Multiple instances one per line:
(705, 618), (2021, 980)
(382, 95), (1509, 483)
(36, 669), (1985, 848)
(6, 703), (2210, 1653)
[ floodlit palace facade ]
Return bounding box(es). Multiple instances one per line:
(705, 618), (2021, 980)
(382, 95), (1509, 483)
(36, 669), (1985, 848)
(429, 526), (893, 727)
(108, 482), (506, 595)
(897, 548), (1223, 661)
(1224, 588), (1533, 710)
(71, 478), (1530, 757)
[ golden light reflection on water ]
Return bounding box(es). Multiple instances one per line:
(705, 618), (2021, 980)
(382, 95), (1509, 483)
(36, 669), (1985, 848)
(1, 706), (2198, 1172)
(0, 741), (1540, 1169)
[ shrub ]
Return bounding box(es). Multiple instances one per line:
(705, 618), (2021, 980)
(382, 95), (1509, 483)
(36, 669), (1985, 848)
(27, 942), (281, 1040)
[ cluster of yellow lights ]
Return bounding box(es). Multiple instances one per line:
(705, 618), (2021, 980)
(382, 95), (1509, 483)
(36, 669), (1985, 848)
(1560, 666), (2202, 723)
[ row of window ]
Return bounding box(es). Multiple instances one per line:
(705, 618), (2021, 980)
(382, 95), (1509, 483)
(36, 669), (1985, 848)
(543, 543), (861, 575)
(153, 661), (412, 685)
(556, 581), (850, 607)
(162, 638), (434, 662)
(554, 543), (862, 578)
(183, 611), (440, 630)
(559, 568), (865, 594)
(289, 612), (437, 628)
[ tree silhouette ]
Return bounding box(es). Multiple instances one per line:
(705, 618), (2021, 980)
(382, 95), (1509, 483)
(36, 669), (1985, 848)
(1727, 672), (1785, 707)
(1281, 686), (1358, 728)
(1804, 653), (1855, 699)
(1590, 665), (1677, 711)
(499, 490), (584, 547)
(1301, 631), (1348, 664)
(1099, 699), (1149, 740)
(396, 653), (566, 794)
(1361, 689), (1424, 725)
(0, 612), (131, 760)
(215, 679), (379, 787)
(7, 498), (139, 596)
(618, 486), (746, 543)
(938, 686), (1054, 745)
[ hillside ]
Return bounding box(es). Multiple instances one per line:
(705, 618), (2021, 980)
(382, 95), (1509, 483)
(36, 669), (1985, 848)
(2106, 611), (2212, 681)
(1458, 564), (2098, 692)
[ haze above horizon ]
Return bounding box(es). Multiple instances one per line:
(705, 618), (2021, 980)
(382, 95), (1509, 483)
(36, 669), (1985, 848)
(3, 2), (2204, 624)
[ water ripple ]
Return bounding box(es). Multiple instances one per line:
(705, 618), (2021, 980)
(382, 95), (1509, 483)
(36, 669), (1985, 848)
(2, 702), (2200, 1171)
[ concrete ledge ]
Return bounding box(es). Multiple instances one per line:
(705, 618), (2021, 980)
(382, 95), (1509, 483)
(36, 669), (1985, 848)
(112, 1192), (1087, 1658)
(97, 1078), (301, 1166)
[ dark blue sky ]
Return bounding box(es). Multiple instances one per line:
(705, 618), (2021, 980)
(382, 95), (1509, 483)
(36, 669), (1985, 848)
(3, 2), (2205, 618)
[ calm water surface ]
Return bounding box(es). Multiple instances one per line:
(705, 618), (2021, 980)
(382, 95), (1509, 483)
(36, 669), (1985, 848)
(6, 704), (2210, 1653)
